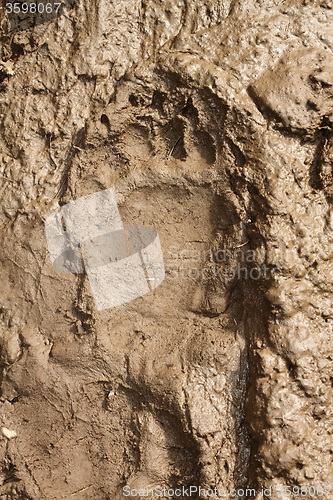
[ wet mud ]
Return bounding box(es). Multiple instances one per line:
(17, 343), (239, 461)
(1, 0), (333, 499)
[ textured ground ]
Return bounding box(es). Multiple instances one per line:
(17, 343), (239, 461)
(1, 0), (333, 499)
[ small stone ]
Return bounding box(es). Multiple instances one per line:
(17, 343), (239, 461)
(1, 427), (17, 439)
(0, 61), (14, 76)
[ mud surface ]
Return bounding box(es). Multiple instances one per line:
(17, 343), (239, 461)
(1, 0), (333, 499)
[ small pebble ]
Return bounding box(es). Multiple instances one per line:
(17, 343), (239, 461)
(2, 427), (17, 439)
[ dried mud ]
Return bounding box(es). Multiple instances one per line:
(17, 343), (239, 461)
(1, 0), (333, 499)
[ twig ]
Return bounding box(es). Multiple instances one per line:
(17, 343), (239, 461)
(0, 175), (14, 183)
(233, 240), (249, 249)
(70, 484), (94, 497)
(167, 137), (181, 158)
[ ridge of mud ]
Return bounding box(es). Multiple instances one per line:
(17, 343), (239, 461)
(1, 1), (333, 499)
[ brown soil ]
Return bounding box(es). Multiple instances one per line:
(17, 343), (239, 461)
(1, 0), (333, 499)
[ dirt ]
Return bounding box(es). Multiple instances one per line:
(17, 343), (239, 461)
(1, 0), (333, 499)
